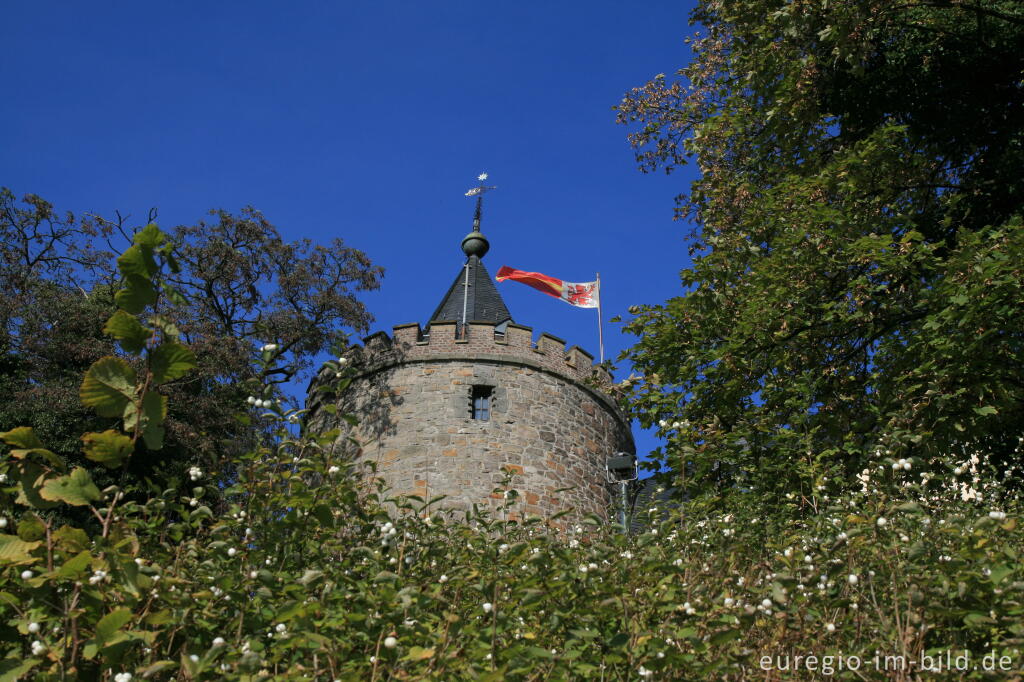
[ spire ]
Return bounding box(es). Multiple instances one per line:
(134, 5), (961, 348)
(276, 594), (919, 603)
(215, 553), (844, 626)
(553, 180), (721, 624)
(429, 173), (513, 328)
(461, 172), (496, 258)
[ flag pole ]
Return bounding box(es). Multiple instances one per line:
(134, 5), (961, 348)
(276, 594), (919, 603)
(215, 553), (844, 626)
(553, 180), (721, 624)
(596, 272), (604, 363)
(460, 261), (470, 339)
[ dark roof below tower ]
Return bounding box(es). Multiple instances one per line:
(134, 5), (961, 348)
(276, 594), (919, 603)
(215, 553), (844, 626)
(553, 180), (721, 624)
(430, 255), (513, 326)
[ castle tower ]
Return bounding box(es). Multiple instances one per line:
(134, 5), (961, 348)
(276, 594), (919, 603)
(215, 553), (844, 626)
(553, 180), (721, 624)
(306, 182), (634, 522)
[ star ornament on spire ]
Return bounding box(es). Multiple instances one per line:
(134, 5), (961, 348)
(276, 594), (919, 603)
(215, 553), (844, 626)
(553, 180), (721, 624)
(465, 172), (497, 197)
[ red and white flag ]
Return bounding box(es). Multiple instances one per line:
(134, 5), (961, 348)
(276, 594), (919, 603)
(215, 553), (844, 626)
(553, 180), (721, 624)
(495, 266), (599, 308)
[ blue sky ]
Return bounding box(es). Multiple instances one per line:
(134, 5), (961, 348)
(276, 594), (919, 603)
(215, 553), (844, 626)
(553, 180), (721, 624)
(1, 1), (699, 463)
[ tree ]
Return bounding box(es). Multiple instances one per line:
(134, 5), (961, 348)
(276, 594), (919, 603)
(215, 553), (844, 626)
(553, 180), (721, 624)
(0, 189), (383, 486)
(615, 0), (1024, 509)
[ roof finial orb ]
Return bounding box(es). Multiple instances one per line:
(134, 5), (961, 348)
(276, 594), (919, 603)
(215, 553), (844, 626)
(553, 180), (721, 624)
(462, 172), (497, 258)
(461, 230), (489, 258)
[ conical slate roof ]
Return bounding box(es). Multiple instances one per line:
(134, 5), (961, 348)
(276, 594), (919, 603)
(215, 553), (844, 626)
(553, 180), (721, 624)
(429, 254), (512, 326)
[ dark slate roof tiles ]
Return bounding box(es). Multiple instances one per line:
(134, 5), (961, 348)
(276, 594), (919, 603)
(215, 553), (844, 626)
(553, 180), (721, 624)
(429, 255), (513, 326)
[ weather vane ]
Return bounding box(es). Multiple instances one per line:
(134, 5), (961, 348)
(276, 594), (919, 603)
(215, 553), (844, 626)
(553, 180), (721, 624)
(465, 172), (496, 231)
(465, 172), (496, 198)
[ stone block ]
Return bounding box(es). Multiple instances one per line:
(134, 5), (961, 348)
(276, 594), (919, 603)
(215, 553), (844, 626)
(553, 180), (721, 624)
(393, 323), (422, 346)
(429, 321), (457, 345)
(505, 323), (533, 349)
(537, 333), (566, 356)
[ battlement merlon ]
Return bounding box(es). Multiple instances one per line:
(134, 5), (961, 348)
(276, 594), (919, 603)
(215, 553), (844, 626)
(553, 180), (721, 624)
(330, 321), (614, 386)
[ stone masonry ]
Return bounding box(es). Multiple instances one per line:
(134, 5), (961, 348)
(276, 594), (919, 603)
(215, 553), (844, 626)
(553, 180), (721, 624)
(307, 319), (635, 523)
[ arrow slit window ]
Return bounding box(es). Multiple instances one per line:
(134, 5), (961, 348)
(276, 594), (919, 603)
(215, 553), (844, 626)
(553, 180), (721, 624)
(471, 385), (492, 421)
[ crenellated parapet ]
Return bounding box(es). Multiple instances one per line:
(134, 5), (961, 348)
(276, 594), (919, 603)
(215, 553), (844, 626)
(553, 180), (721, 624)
(335, 320), (613, 387)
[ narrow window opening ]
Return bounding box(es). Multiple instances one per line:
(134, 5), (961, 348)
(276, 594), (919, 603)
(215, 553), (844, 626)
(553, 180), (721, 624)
(471, 385), (493, 421)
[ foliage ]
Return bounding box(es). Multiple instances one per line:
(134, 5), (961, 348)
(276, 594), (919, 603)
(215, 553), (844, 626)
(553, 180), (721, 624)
(614, 0), (1024, 507)
(0, 221), (1020, 681)
(0, 189), (383, 488)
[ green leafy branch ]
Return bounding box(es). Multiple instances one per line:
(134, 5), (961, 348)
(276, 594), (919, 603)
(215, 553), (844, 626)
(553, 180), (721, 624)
(80, 223), (196, 456)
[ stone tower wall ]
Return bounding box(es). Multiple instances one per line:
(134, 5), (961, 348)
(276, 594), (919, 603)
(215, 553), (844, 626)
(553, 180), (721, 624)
(307, 320), (634, 522)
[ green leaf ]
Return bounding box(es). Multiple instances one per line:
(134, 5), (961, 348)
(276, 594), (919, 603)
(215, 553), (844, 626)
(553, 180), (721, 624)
(405, 646), (435, 661)
(57, 550), (92, 578)
(988, 564), (1013, 585)
(0, 427), (43, 449)
(134, 223), (165, 248)
(709, 628), (743, 646)
(0, 428), (61, 467)
(964, 612), (994, 627)
(82, 430), (134, 469)
(14, 462), (59, 510)
(312, 504), (334, 526)
(0, 534), (42, 565)
(148, 315), (180, 340)
(140, 391), (167, 450)
(0, 656), (41, 682)
(7, 447), (62, 467)
(973, 405), (998, 416)
(298, 569), (324, 585)
(150, 342), (197, 384)
(115, 274), (158, 315)
(164, 250), (181, 274)
(16, 515), (45, 542)
(117, 244), (158, 279)
(771, 582), (788, 605)
(569, 629), (600, 640)
(181, 651), (199, 676)
(95, 607), (133, 646)
(103, 310), (152, 354)
(121, 389), (166, 450)
(141, 660), (178, 678)
(607, 633), (630, 649)
(164, 286), (187, 306)
(39, 468), (101, 506)
(188, 505), (212, 520)
(144, 611), (174, 627)
(275, 600), (304, 622)
(80, 357), (137, 418)
(52, 526), (89, 552)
